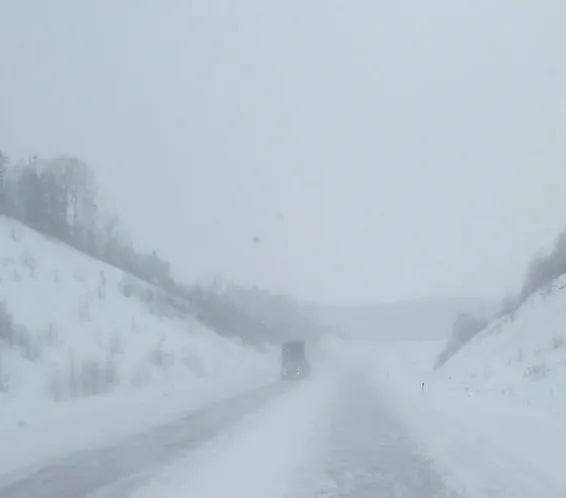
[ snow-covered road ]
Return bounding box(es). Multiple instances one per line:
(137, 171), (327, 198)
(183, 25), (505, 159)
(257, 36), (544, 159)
(315, 373), (455, 498)
(0, 382), (290, 498)
(130, 366), (457, 498)
(0, 361), (457, 498)
(9, 341), (565, 498)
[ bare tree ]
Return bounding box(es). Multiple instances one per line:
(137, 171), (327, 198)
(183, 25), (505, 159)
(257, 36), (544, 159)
(60, 157), (98, 246)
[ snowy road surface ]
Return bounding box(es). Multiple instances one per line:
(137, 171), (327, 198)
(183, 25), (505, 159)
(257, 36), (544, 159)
(132, 369), (457, 498)
(0, 383), (289, 498)
(0, 365), (457, 498)
(12, 346), (561, 498)
(315, 373), (457, 498)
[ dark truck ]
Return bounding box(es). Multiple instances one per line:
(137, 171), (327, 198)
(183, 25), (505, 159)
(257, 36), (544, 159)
(281, 341), (310, 380)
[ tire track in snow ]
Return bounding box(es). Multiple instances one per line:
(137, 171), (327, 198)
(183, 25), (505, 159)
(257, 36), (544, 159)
(316, 374), (459, 498)
(132, 373), (336, 498)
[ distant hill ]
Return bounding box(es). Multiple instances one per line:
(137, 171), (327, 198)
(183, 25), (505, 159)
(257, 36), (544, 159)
(315, 298), (496, 340)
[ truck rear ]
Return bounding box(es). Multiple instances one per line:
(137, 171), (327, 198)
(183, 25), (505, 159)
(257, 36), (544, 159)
(281, 341), (310, 380)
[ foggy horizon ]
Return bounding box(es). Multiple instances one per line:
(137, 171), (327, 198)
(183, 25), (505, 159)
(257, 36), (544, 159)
(1, 1), (565, 305)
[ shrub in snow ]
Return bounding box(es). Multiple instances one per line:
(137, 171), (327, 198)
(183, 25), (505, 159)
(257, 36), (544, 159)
(149, 338), (167, 368)
(49, 352), (119, 401)
(104, 356), (119, 389)
(0, 354), (9, 392)
(525, 363), (549, 381)
(120, 274), (140, 298)
(80, 357), (117, 396)
(0, 300), (15, 345)
(46, 322), (58, 348)
(0, 301), (39, 361)
(10, 221), (22, 242)
(97, 271), (106, 299)
(22, 251), (36, 277)
(48, 366), (65, 400)
(16, 325), (41, 361)
(551, 335), (565, 350)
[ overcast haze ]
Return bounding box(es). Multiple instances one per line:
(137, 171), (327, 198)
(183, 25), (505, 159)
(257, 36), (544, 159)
(1, 1), (565, 304)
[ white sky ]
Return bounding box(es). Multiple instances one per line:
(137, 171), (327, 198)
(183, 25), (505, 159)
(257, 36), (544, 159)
(1, 1), (565, 304)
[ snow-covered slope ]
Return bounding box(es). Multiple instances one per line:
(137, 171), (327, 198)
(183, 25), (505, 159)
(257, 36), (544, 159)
(436, 275), (566, 409)
(0, 215), (277, 471)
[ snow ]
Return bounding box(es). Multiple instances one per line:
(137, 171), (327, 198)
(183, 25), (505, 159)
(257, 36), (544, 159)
(0, 216), (277, 475)
(131, 374), (335, 498)
(365, 334), (566, 495)
(439, 275), (566, 412)
(114, 344), (457, 498)
(7, 207), (566, 496)
(308, 272), (566, 496)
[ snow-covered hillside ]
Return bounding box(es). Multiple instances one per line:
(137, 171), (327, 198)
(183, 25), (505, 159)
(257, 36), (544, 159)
(360, 280), (566, 496)
(435, 275), (566, 410)
(0, 215), (277, 470)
